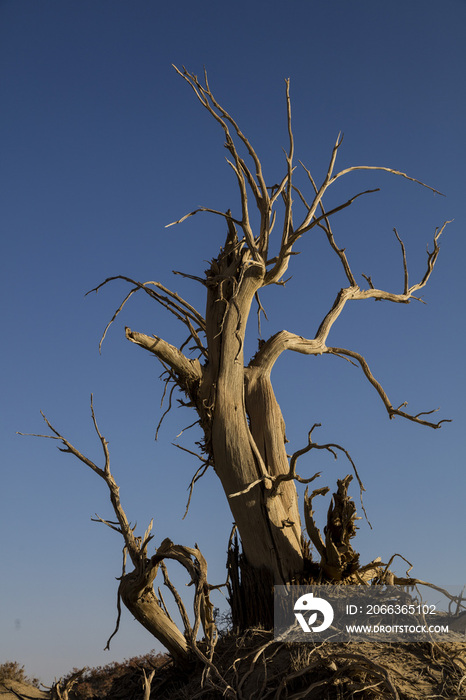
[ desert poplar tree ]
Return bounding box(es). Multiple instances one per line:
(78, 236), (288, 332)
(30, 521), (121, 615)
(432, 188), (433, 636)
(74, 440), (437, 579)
(25, 67), (450, 668)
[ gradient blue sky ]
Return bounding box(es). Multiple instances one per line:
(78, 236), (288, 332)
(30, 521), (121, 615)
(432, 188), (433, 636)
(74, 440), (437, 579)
(1, 0), (465, 684)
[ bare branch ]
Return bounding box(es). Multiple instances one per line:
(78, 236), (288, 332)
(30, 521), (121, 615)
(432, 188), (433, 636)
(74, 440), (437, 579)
(87, 275), (206, 351)
(96, 286), (138, 353)
(19, 402), (143, 565)
(265, 132), (446, 288)
(228, 475), (271, 499)
(172, 269), (206, 285)
(249, 329), (328, 374)
(156, 538), (217, 651)
(406, 220), (451, 295)
(297, 161), (358, 286)
(255, 219), (450, 378)
(263, 133), (342, 284)
(267, 182), (378, 286)
(142, 668), (156, 700)
(321, 285), (361, 340)
(18, 412), (105, 479)
(174, 65), (269, 205)
(90, 394), (110, 474)
(254, 291), (268, 336)
(230, 422), (364, 509)
(272, 424), (322, 491)
(354, 221), (451, 301)
(269, 423), (369, 524)
(173, 65), (264, 262)
(303, 485), (330, 558)
(91, 513), (122, 534)
(393, 228), (409, 294)
(105, 586), (123, 650)
(292, 132), (343, 237)
(293, 186), (380, 238)
(165, 207), (241, 229)
(141, 518), (154, 556)
(327, 346), (451, 428)
(161, 561), (192, 637)
(277, 78), (294, 258)
(175, 418), (201, 439)
(90, 275), (206, 327)
(155, 381), (176, 440)
(183, 461), (210, 520)
(361, 273), (375, 289)
(125, 328), (202, 384)
(331, 164), (445, 195)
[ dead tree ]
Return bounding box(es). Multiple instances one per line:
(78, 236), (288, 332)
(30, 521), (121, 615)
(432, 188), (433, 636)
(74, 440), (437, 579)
(48, 669), (85, 700)
(108, 67), (449, 612)
(24, 67), (450, 664)
(141, 668), (155, 700)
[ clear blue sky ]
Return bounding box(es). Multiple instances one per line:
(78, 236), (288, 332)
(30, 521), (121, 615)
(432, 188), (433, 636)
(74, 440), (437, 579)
(1, 0), (465, 684)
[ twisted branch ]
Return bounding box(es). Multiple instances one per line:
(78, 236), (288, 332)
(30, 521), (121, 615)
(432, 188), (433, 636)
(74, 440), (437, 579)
(87, 275), (206, 353)
(327, 346), (451, 429)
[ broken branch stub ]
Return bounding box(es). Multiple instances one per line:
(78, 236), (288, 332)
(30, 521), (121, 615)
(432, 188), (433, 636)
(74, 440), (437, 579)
(304, 476), (360, 581)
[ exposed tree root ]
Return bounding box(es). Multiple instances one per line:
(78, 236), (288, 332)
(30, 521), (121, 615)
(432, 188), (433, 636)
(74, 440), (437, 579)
(59, 631), (465, 699)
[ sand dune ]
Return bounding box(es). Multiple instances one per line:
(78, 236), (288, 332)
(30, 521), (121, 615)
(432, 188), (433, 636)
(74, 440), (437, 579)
(0, 679), (49, 700)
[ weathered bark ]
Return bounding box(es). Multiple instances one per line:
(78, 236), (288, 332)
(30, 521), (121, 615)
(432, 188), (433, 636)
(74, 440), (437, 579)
(118, 568), (191, 667)
(203, 246), (303, 584)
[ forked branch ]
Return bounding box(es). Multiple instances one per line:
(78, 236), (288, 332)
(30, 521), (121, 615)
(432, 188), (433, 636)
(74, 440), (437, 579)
(173, 65), (266, 261)
(229, 424), (368, 525)
(18, 396), (145, 567)
(274, 424), (368, 517)
(87, 274), (206, 354)
(352, 220), (451, 302)
(265, 134), (446, 285)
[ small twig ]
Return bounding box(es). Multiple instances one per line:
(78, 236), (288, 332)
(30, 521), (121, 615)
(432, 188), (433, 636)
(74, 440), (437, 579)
(155, 382), (176, 440)
(393, 227), (409, 294)
(254, 291), (268, 336)
(105, 585), (123, 650)
(91, 513), (122, 534)
(361, 272), (375, 289)
(175, 419), (201, 439)
(183, 461), (211, 520)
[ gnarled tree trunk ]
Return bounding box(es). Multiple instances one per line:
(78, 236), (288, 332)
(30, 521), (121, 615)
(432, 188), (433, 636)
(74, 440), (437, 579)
(27, 66), (450, 659)
(120, 67), (448, 631)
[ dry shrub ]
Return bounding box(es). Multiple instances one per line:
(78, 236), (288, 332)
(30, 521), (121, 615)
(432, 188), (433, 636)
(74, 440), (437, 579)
(61, 652), (168, 700)
(0, 660), (40, 688)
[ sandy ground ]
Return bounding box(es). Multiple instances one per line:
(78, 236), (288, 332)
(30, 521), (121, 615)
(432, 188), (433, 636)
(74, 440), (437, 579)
(0, 680), (49, 700)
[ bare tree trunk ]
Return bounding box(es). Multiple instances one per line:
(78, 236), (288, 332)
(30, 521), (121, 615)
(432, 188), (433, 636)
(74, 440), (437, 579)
(200, 243), (304, 588)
